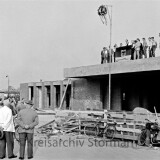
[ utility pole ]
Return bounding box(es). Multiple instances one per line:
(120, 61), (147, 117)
(6, 75), (9, 98)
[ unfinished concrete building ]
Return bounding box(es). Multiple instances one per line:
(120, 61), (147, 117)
(20, 57), (160, 112)
(20, 80), (71, 109)
(64, 57), (160, 113)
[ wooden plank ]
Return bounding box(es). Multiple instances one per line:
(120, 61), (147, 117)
(114, 134), (138, 141)
(38, 120), (55, 129)
(116, 127), (141, 133)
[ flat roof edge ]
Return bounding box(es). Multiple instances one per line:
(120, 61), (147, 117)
(64, 57), (160, 78)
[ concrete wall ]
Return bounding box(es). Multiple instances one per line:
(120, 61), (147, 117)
(20, 83), (29, 101)
(70, 77), (122, 111)
(71, 78), (102, 111)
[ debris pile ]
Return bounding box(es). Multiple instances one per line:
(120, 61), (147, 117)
(36, 108), (160, 141)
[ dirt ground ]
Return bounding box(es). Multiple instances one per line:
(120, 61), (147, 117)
(11, 134), (160, 160)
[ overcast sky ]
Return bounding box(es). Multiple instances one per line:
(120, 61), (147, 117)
(0, 0), (160, 89)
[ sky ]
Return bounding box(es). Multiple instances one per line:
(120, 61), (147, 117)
(0, 0), (160, 89)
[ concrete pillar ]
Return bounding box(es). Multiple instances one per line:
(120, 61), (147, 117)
(44, 86), (47, 109)
(38, 86), (42, 109)
(29, 87), (31, 100)
(53, 85), (56, 109)
(33, 83), (37, 108)
(46, 87), (49, 108)
(50, 82), (55, 109)
(42, 82), (47, 109)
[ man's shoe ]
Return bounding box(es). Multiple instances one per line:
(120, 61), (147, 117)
(28, 156), (33, 159)
(8, 155), (17, 159)
(0, 157), (5, 159)
(19, 157), (24, 160)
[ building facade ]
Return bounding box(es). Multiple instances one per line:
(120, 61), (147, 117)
(64, 57), (160, 113)
(20, 57), (160, 112)
(20, 80), (71, 109)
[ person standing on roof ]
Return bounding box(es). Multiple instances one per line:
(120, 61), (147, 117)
(148, 37), (152, 57)
(142, 38), (148, 58)
(101, 47), (108, 64)
(130, 40), (135, 60)
(134, 39), (141, 59)
(151, 37), (157, 57)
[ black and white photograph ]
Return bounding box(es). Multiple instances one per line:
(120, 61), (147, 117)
(0, 0), (160, 159)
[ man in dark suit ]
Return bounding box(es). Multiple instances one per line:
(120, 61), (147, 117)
(16, 100), (39, 160)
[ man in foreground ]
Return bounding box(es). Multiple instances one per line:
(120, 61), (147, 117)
(0, 99), (17, 159)
(16, 100), (39, 160)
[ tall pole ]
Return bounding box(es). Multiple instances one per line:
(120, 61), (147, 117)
(98, 5), (112, 110)
(159, 33), (160, 50)
(106, 5), (112, 110)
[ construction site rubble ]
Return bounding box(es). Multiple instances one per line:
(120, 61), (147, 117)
(35, 108), (160, 148)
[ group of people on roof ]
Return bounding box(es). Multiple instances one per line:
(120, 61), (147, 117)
(101, 37), (158, 64)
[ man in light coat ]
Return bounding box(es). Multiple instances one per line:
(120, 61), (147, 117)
(142, 38), (148, 58)
(0, 99), (17, 159)
(134, 39), (141, 59)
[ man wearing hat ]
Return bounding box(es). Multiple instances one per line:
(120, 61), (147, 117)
(0, 98), (17, 159)
(16, 100), (39, 159)
(16, 98), (26, 113)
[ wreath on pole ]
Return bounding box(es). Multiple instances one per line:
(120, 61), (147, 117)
(98, 5), (107, 16)
(98, 5), (108, 25)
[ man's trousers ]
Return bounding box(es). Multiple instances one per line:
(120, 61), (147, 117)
(0, 131), (14, 158)
(19, 133), (34, 158)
